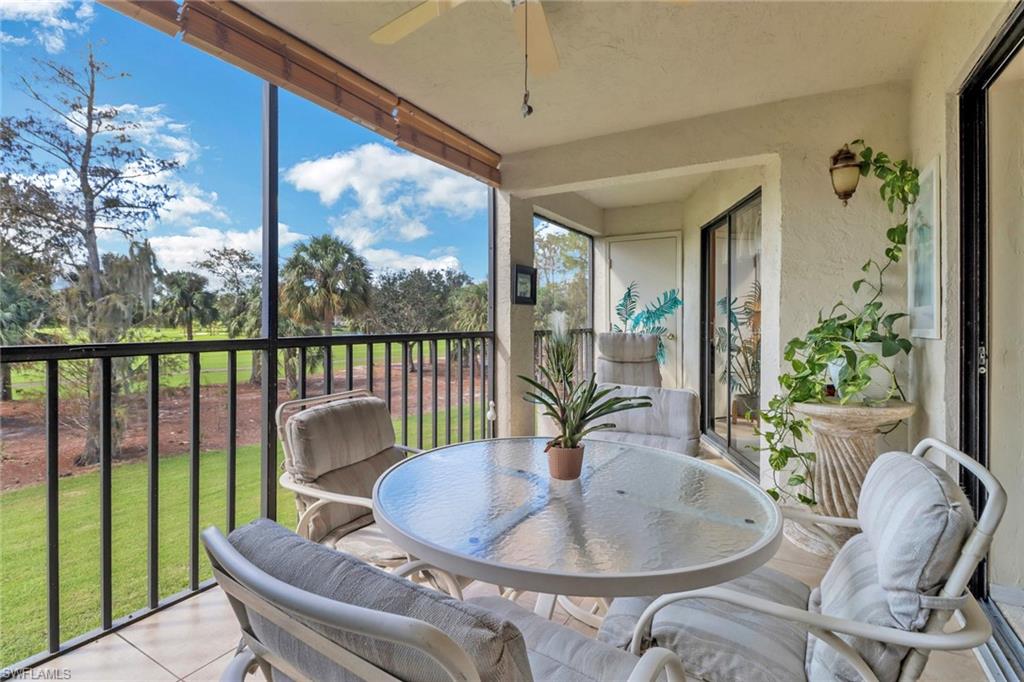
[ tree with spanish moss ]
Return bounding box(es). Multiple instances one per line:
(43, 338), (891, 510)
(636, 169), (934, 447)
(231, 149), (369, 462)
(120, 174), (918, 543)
(0, 46), (177, 464)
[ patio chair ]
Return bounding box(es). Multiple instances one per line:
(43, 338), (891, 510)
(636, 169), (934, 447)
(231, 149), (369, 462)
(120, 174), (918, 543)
(276, 389), (420, 569)
(204, 520), (688, 682)
(596, 438), (1005, 682)
(590, 333), (700, 457)
(595, 332), (663, 387)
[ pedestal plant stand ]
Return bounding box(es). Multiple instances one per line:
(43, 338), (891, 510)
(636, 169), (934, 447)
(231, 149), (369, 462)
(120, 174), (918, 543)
(785, 400), (915, 556)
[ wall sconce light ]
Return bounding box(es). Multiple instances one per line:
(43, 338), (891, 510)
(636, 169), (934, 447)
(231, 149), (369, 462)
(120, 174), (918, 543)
(829, 144), (862, 206)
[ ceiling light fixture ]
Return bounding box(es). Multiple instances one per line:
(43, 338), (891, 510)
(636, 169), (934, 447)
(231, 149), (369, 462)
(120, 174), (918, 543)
(521, 0), (533, 117)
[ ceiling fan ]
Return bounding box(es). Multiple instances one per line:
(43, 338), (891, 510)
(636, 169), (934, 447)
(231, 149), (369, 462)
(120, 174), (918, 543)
(370, 0), (560, 76)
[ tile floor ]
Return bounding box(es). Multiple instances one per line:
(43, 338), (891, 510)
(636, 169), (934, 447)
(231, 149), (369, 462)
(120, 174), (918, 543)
(26, 455), (992, 681)
(26, 538), (993, 682)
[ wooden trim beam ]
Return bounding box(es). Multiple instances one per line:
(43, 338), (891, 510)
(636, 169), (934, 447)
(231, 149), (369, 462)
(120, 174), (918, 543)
(102, 0), (501, 184)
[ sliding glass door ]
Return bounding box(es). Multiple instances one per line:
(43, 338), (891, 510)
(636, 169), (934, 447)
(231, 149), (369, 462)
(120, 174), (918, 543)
(701, 189), (762, 474)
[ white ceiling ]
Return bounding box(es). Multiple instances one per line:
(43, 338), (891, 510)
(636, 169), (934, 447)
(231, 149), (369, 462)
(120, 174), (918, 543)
(241, 1), (939, 155)
(576, 171), (711, 208)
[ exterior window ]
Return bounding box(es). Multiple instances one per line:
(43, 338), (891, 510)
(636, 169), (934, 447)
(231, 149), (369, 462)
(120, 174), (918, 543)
(533, 217), (593, 332)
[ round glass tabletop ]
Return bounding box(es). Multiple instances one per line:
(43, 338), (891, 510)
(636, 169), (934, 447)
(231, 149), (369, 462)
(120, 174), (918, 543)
(373, 437), (782, 597)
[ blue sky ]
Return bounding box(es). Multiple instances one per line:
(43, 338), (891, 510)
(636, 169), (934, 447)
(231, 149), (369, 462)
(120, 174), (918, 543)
(0, 0), (491, 284)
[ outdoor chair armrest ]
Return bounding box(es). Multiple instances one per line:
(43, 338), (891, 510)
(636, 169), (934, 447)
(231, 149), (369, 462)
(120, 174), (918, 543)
(779, 505), (861, 553)
(397, 444), (423, 455)
(279, 471), (376, 539)
(627, 647), (687, 682)
(278, 471), (376, 512)
(219, 646), (258, 682)
(629, 587), (991, 670)
(393, 559), (465, 600)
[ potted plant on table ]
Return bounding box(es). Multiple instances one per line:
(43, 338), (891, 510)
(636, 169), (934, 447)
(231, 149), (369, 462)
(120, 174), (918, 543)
(520, 331), (652, 480)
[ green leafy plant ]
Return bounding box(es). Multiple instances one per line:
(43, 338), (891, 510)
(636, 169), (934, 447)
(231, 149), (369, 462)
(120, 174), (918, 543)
(612, 282), (683, 363)
(756, 141), (919, 506)
(520, 367), (651, 450)
(542, 326), (578, 391)
(715, 281), (762, 399)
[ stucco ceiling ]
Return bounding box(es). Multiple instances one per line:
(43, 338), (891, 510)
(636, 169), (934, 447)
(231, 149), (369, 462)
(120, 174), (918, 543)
(240, 1), (939, 154)
(576, 171), (710, 208)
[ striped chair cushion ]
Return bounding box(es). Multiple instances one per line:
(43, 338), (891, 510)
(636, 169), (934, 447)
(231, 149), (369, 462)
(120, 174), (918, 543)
(588, 384), (701, 456)
(598, 566), (811, 682)
(228, 520), (533, 682)
(293, 446), (405, 542)
(806, 533), (907, 682)
(595, 333), (663, 387)
(857, 452), (974, 630)
(285, 394), (396, 481)
(474, 596), (647, 682)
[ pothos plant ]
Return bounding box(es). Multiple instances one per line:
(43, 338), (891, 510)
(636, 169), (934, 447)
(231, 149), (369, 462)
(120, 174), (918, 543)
(756, 140), (920, 506)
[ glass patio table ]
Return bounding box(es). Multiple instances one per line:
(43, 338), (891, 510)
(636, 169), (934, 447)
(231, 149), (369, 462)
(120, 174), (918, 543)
(373, 437), (782, 618)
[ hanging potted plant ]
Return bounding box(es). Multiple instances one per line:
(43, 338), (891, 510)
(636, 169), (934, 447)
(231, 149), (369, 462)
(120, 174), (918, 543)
(519, 361), (651, 480)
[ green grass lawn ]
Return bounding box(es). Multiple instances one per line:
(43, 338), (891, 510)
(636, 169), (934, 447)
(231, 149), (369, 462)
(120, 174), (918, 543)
(9, 328), (465, 399)
(0, 408), (483, 666)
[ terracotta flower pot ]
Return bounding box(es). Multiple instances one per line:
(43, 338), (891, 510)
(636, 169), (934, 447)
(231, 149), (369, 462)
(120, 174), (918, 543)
(547, 445), (585, 480)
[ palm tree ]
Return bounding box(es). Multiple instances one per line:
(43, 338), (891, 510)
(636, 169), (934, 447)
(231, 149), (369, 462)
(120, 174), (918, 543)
(449, 282), (489, 331)
(281, 235), (371, 336)
(159, 271), (218, 340)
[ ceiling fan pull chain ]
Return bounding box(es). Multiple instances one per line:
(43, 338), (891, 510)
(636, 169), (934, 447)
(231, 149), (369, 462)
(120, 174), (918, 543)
(522, 0), (533, 117)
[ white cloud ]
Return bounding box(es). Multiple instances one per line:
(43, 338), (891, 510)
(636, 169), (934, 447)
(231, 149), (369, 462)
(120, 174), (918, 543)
(362, 248), (461, 274)
(81, 103), (201, 166)
(284, 142), (486, 258)
(0, 0), (94, 53)
(149, 224), (305, 284)
(285, 142), (484, 216)
(0, 32), (28, 46)
(157, 182), (229, 226)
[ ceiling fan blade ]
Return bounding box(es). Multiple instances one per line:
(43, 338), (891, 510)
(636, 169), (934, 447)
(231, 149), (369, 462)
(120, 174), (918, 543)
(370, 1), (446, 45)
(513, 0), (559, 76)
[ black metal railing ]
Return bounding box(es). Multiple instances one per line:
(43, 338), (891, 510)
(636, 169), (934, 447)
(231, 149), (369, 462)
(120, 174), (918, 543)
(533, 328), (595, 381)
(0, 330), (494, 674)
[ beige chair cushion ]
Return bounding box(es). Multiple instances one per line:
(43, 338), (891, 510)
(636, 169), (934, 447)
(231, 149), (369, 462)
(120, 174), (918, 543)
(472, 596), (648, 682)
(284, 394), (396, 481)
(587, 384), (701, 457)
(228, 520), (533, 682)
(294, 446), (405, 542)
(598, 566), (810, 682)
(856, 451), (974, 630)
(595, 333), (662, 387)
(321, 519), (409, 567)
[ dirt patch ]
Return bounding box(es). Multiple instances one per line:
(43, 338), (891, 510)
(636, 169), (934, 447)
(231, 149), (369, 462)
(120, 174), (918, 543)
(0, 358), (484, 491)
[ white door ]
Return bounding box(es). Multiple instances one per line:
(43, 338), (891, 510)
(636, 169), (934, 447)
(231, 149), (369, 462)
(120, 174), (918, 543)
(607, 234), (683, 387)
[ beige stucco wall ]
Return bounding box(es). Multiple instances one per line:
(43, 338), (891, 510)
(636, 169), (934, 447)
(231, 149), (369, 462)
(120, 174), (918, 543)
(507, 83), (910, 483)
(677, 167), (766, 392)
(493, 193), (536, 437)
(905, 0), (1015, 449)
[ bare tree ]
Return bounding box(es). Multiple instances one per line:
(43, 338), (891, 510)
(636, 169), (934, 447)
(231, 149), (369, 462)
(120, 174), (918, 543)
(1, 46), (178, 464)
